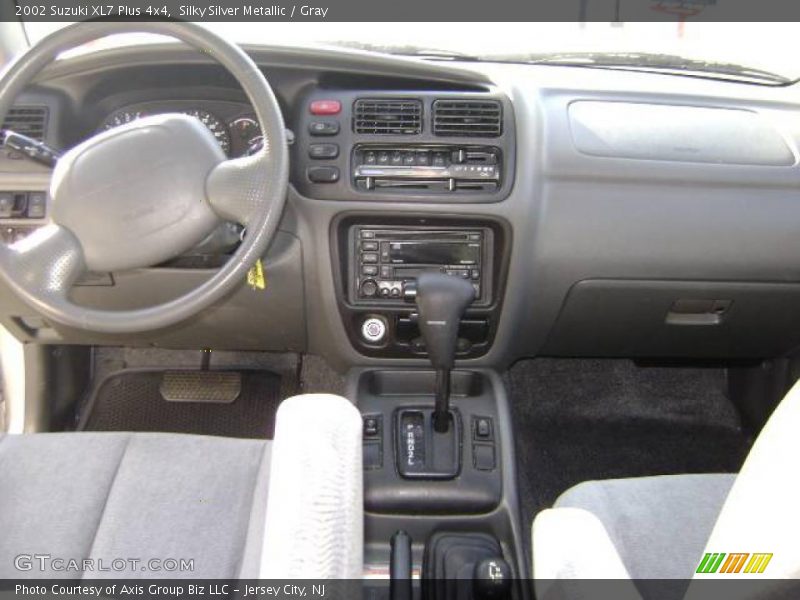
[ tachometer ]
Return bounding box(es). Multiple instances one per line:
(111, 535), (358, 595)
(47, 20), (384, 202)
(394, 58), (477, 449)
(230, 116), (262, 147)
(101, 108), (232, 155)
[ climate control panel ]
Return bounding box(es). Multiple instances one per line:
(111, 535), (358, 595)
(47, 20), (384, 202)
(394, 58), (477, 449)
(352, 144), (501, 193)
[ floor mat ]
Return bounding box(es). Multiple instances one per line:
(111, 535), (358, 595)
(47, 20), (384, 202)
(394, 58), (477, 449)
(508, 359), (752, 557)
(82, 369), (283, 439)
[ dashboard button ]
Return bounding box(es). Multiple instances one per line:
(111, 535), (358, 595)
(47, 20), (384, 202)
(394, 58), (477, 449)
(362, 253), (378, 264)
(309, 100), (342, 115)
(308, 121), (339, 136)
(362, 265), (378, 276)
(26, 193), (46, 219)
(361, 280), (378, 298)
(0, 193), (13, 218)
(307, 166), (340, 183)
(308, 143), (339, 159)
(361, 241), (378, 251)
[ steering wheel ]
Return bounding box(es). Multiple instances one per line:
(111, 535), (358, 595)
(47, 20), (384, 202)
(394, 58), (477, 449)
(0, 22), (289, 333)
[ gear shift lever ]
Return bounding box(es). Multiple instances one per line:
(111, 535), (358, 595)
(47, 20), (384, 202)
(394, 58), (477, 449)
(414, 272), (476, 432)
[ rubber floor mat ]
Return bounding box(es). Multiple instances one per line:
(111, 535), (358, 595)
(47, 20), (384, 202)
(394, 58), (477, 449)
(82, 369), (282, 439)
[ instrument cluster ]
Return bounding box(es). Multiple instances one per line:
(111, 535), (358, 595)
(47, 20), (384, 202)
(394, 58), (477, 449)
(99, 100), (263, 158)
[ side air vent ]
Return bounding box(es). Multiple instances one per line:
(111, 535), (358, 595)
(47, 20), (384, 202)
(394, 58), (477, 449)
(353, 98), (422, 135)
(433, 99), (502, 137)
(1, 106), (48, 141)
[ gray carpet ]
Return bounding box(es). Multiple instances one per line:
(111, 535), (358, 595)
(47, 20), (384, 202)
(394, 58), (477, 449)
(508, 359), (752, 558)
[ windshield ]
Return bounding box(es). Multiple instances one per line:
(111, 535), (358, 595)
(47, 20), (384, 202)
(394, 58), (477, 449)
(22, 22), (800, 83)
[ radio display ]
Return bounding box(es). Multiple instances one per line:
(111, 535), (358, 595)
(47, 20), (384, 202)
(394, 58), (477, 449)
(389, 242), (479, 265)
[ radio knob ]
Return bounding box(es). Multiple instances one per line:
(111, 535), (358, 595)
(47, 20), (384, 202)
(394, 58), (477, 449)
(361, 279), (378, 298)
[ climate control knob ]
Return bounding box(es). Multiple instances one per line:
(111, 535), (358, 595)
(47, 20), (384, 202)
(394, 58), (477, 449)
(361, 279), (378, 298)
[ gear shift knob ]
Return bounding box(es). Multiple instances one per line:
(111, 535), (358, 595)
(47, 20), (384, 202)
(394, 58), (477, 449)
(415, 272), (475, 432)
(415, 272), (475, 370)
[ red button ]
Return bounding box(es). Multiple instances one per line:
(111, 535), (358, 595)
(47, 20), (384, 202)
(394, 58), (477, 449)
(309, 100), (342, 115)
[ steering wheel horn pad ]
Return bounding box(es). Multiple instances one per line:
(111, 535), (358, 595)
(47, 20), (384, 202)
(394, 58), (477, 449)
(0, 22), (289, 333)
(51, 113), (225, 272)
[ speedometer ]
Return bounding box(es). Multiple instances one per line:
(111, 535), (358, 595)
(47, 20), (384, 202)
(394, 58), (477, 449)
(182, 109), (231, 155)
(101, 108), (232, 155)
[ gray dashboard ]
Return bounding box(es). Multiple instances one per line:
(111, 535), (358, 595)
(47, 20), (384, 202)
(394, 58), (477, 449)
(3, 42), (800, 369)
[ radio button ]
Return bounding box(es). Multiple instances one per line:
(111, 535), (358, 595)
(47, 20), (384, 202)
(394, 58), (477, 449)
(360, 230), (376, 239)
(390, 151), (403, 165)
(362, 253), (378, 264)
(415, 151), (430, 166)
(362, 265), (378, 276)
(403, 152), (415, 166)
(390, 286), (401, 298)
(377, 151), (390, 164)
(364, 151), (377, 165)
(471, 269), (481, 280)
(380, 266), (392, 278)
(380, 287), (391, 298)
(361, 241), (378, 251)
(432, 152), (447, 167)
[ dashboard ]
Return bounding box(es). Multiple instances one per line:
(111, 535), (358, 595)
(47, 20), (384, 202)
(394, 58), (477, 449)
(4, 43), (800, 370)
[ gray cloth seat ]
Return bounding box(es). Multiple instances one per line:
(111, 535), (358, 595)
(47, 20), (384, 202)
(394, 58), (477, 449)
(0, 431), (272, 579)
(549, 474), (736, 580)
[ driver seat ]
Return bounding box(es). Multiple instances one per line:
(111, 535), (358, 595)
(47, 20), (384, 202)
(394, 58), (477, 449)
(0, 393), (363, 579)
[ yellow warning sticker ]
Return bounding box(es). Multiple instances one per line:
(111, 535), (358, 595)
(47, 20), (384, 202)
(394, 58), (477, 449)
(247, 259), (266, 290)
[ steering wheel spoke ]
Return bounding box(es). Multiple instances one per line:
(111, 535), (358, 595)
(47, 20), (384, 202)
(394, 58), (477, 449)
(206, 151), (272, 226)
(0, 224), (85, 304)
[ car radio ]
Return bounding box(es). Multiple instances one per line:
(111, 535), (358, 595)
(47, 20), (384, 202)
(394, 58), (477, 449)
(352, 145), (501, 193)
(352, 226), (490, 304)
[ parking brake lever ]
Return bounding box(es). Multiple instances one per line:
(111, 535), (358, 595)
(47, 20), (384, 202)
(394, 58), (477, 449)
(390, 530), (413, 600)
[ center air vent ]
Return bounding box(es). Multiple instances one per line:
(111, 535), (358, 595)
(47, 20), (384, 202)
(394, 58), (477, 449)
(1, 106), (48, 141)
(433, 99), (502, 137)
(353, 98), (422, 135)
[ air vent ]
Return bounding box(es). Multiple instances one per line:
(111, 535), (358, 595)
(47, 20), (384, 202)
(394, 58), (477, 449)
(1, 106), (48, 141)
(433, 99), (502, 137)
(353, 99), (422, 135)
